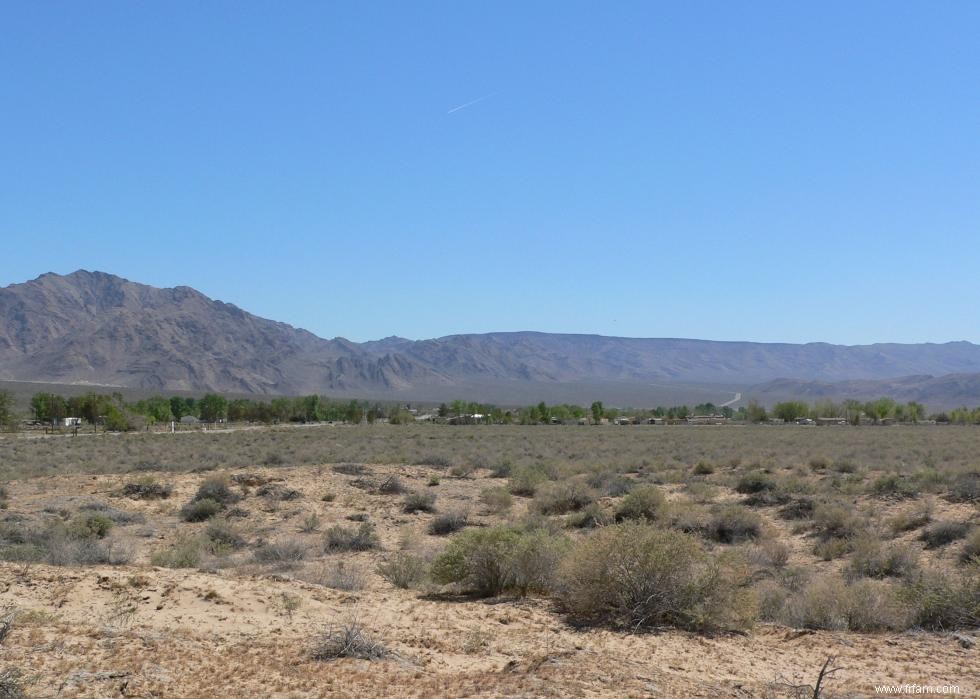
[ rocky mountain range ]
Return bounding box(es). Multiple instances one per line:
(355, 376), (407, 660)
(3, 270), (980, 408)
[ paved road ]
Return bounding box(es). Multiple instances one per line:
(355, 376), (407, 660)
(720, 391), (742, 408)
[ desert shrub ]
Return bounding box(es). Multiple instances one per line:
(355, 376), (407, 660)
(479, 486), (513, 514)
(960, 528), (980, 564)
(378, 552), (428, 589)
(204, 519), (247, 553)
(256, 483), (302, 501)
(311, 617), (387, 661)
(430, 526), (566, 597)
(557, 523), (755, 631)
(901, 566), (980, 630)
(414, 454), (453, 469)
(377, 476), (405, 495)
(0, 666), (26, 699)
(180, 498), (222, 522)
(193, 477), (240, 506)
(489, 461), (513, 478)
(888, 504), (932, 534)
(121, 477), (172, 500)
(736, 471), (776, 495)
(811, 504), (865, 541)
(508, 464), (551, 496)
(310, 561), (367, 591)
(847, 537), (919, 580)
(747, 538), (790, 569)
(586, 470), (633, 497)
(565, 503), (610, 529)
(808, 457), (829, 471)
(508, 528), (571, 596)
(703, 505), (762, 544)
(253, 538), (309, 566)
(151, 534), (203, 568)
(449, 463), (476, 478)
(68, 513), (114, 539)
(262, 452), (286, 467)
(692, 461), (714, 476)
(667, 502), (710, 535)
(346, 513), (369, 522)
(402, 491), (436, 514)
(813, 537), (852, 561)
(782, 576), (910, 631)
(871, 474), (921, 500)
(947, 471), (980, 503)
(919, 521), (971, 549)
(777, 497), (815, 521)
(533, 481), (595, 515)
(756, 580), (788, 621)
(428, 511), (468, 536)
(325, 522), (380, 552)
(615, 484), (666, 522)
(333, 463), (366, 476)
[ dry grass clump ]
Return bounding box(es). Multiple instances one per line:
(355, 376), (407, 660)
(558, 522), (755, 632)
(507, 464), (552, 496)
(0, 516), (132, 567)
(0, 666), (26, 699)
(781, 576), (911, 631)
(377, 476), (405, 495)
(430, 526), (568, 597)
(703, 504), (762, 544)
(919, 520), (971, 549)
(614, 484), (666, 522)
(846, 537), (920, 580)
(253, 538), (309, 567)
(378, 552), (428, 589)
(255, 483), (302, 501)
(746, 538), (791, 569)
(902, 566), (980, 630)
(478, 486), (512, 514)
(402, 491), (436, 514)
(203, 519), (247, 554)
(960, 528), (980, 564)
(306, 561), (367, 591)
(946, 470), (979, 503)
(888, 503), (933, 534)
(324, 522), (380, 552)
(311, 617), (387, 661)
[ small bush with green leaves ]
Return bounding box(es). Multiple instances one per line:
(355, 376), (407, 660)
(508, 464), (552, 496)
(402, 491), (436, 514)
(811, 504), (865, 541)
(533, 481), (596, 515)
(615, 484), (667, 522)
(947, 471), (979, 503)
(557, 522), (755, 632)
(180, 498), (222, 522)
(194, 477), (240, 506)
(150, 534), (204, 568)
(68, 513), (114, 539)
(479, 486), (513, 514)
(431, 526), (567, 597)
(325, 522), (380, 552)
(378, 552), (428, 589)
(204, 519), (247, 554)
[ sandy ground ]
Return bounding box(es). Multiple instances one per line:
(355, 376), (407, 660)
(0, 464), (976, 698)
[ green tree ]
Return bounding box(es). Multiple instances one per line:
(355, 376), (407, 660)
(198, 394), (228, 422)
(745, 400), (768, 423)
(773, 401), (809, 422)
(31, 392), (67, 424)
(0, 390), (16, 429)
(344, 400), (364, 424)
(590, 401), (604, 425)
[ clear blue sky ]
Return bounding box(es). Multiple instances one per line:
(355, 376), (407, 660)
(2, 2), (978, 344)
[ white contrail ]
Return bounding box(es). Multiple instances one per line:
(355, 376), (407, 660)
(447, 92), (496, 114)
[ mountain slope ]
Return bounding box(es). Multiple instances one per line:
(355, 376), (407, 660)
(3, 271), (980, 406)
(0, 271), (445, 394)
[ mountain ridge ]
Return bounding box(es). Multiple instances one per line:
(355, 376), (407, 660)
(3, 270), (980, 407)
